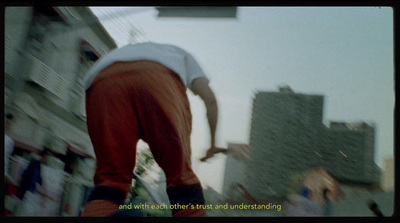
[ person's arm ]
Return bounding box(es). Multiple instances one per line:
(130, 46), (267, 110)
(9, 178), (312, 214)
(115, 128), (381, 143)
(191, 78), (226, 161)
(191, 78), (218, 146)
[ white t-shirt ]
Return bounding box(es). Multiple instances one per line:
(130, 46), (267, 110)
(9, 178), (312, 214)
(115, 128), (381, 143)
(83, 42), (208, 91)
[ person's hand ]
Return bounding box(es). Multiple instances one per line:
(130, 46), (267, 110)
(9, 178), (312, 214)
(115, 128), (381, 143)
(200, 147), (227, 162)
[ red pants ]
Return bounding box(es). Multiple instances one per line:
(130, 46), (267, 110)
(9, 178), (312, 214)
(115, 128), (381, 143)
(83, 60), (204, 217)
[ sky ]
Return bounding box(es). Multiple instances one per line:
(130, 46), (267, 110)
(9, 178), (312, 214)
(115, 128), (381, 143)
(90, 6), (394, 193)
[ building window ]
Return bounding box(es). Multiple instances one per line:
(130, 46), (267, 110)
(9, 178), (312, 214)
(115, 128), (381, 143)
(77, 40), (100, 86)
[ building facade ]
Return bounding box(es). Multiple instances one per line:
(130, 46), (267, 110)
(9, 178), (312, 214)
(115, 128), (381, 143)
(224, 86), (381, 201)
(4, 6), (117, 216)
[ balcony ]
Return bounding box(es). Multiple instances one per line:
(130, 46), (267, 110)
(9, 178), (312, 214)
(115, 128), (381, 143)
(26, 54), (67, 100)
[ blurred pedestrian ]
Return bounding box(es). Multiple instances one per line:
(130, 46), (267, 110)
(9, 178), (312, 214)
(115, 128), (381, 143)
(16, 148), (49, 200)
(4, 113), (15, 182)
(285, 187), (322, 216)
(13, 148), (50, 216)
(322, 188), (334, 216)
(301, 186), (311, 199)
(81, 42), (219, 217)
(301, 187), (322, 216)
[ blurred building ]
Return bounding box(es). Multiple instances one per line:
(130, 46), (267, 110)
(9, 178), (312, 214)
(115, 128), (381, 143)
(4, 6), (117, 216)
(324, 121), (380, 184)
(223, 86), (381, 203)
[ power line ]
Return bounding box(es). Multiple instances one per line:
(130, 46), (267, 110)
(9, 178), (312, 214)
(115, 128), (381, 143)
(112, 10), (136, 38)
(7, 7), (155, 38)
(96, 8), (150, 44)
(102, 8), (131, 38)
(91, 8), (152, 44)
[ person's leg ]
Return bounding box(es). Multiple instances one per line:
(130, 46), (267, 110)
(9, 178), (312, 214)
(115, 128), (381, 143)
(81, 67), (141, 217)
(132, 61), (206, 217)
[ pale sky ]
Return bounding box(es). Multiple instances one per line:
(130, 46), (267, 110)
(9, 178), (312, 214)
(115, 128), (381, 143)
(90, 6), (394, 193)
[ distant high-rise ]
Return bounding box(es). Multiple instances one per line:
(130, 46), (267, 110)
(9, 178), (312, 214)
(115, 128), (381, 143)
(224, 86), (381, 201)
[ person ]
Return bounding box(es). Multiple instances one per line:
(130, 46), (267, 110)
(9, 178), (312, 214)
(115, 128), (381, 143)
(322, 188), (334, 216)
(4, 113), (15, 182)
(16, 148), (49, 201)
(81, 42), (219, 217)
(13, 148), (50, 216)
(286, 187), (322, 216)
(302, 187), (323, 216)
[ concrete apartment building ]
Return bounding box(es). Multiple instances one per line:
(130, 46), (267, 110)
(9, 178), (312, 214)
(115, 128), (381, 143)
(4, 6), (117, 216)
(223, 86), (381, 203)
